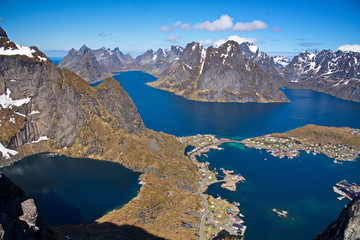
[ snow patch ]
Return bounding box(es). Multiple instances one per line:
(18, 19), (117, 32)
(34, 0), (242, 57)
(29, 110), (40, 115)
(333, 80), (343, 87)
(10, 79), (16, 82)
(37, 56), (47, 61)
(30, 136), (49, 144)
(249, 45), (258, 53)
(152, 54), (157, 61)
(0, 43), (36, 58)
(0, 142), (18, 159)
(0, 89), (31, 109)
(199, 47), (207, 75)
(15, 112), (26, 117)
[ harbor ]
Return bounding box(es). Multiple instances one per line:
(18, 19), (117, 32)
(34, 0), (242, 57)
(333, 180), (360, 201)
(179, 134), (247, 239)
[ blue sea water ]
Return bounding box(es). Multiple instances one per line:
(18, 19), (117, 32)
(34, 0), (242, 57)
(109, 71), (360, 240)
(49, 57), (63, 65)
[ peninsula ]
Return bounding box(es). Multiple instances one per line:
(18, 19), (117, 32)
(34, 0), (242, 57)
(242, 124), (360, 162)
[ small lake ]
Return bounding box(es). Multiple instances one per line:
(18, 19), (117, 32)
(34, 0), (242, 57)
(0, 153), (140, 225)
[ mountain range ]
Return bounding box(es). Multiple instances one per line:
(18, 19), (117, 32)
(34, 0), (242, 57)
(59, 41), (360, 102)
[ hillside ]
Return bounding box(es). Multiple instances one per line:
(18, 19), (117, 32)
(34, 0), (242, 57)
(0, 27), (201, 240)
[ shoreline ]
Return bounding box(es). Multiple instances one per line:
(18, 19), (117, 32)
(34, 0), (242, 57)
(179, 134), (247, 239)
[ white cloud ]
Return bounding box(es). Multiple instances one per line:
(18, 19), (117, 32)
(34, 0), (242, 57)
(193, 14), (233, 32)
(199, 39), (213, 45)
(158, 25), (171, 32)
(180, 23), (191, 30)
(228, 35), (257, 44)
(164, 36), (181, 43)
(160, 15), (268, 33)
(214, 35), (257, 47)
(338, 44), (360, 53)
(232, 20), (267, 32)
(159, 21), (191, 32)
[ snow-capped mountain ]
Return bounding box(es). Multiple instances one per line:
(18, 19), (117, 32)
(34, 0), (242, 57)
(285, 50), (360, 82)
(283, 50), (360, 101)
(273, 56), (290, 69)
(59, 40), (360, 102)
(148, 41), (288, 103)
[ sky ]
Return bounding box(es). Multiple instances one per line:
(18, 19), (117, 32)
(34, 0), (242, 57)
(1, 0), (359, 58)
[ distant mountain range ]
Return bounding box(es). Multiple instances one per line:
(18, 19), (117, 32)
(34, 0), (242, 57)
(59, 40), (360, 102)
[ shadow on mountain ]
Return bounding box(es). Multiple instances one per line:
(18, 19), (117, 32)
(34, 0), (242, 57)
(52, 222), (167, 240)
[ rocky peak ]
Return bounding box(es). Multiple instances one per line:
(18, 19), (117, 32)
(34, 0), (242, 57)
(78, 44), (91, 56)
(170, 45), (184, 55)
(273, 56), (290, 68)
(0, 27), (8, 38)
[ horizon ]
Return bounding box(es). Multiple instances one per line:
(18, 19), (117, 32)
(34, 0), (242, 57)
(1, 0), (359, 58)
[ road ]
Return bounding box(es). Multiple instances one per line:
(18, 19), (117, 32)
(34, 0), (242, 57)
(198, 166), (209, 240)
(188, 138), (242, 240)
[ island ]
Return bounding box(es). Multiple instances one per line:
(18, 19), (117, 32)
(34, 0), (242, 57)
(241, 124), (360, 162)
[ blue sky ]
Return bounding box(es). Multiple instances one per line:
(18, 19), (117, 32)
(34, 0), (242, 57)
(1, 0), (359, 57)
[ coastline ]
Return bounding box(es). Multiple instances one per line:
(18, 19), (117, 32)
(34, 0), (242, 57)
(179, 134), (247, 239)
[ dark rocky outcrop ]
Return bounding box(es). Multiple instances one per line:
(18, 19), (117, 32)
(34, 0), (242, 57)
(0, 173), (50, 240)
(315, 197), (360, 240)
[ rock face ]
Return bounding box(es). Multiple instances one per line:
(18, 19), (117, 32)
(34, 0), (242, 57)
(283, 50), (360, 102)
(148, 41), (289, 102)
(238, 42), (284, 82)
(0, 29), (145, 164)
(0, 173), (49, 240)
(315, 197), (360, 240)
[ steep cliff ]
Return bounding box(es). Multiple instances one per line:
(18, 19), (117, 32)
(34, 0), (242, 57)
(0, 173), (50, 240)
(315, 197), (360, 240)
(148, 41), (288, 102)
(0, 27), (200, 240)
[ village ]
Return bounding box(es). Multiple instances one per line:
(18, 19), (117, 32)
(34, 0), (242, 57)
(178, 134), (247, 239)
(241, 135), (360, 162)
